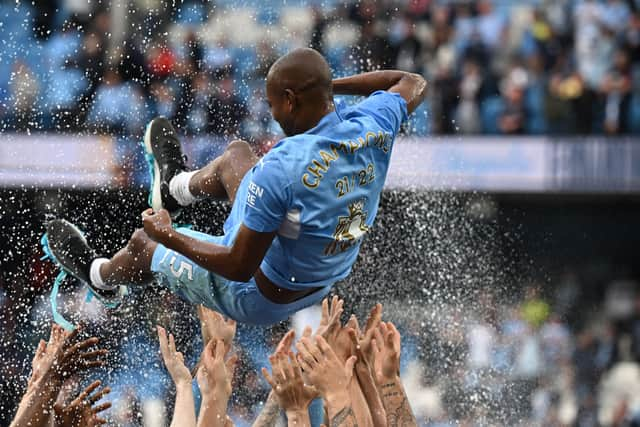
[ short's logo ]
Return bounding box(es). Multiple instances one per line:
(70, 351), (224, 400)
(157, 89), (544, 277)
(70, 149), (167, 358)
(324, 201), (370, 256)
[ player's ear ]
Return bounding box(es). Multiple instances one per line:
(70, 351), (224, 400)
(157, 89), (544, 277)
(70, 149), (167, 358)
(284, 88), (296, 112)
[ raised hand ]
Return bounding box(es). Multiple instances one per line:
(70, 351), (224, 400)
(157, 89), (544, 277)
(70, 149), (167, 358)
(196, 339), (237, 427)
(262, 352), (318, 415)
(197, 305), (236, 355)
(315, 296), (344, 342)
(373, 322), (401, 385)
(372, 322), (417, 427)
(157, 326), (192, 386)
(53, 380), (111, 427)
(39, 324), (107, 384)
(295, 336), (358, 426)
(295, 336), (355, 401)
(197, 339), (236, 400)
(274, 329), (296, 356)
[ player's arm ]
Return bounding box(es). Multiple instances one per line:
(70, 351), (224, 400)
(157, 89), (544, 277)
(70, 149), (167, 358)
(332, 70), (427, 114)
(143, 209), (274, 282)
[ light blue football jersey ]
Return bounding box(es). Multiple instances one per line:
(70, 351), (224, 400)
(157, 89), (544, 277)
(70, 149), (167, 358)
(240, 90), (408, 290)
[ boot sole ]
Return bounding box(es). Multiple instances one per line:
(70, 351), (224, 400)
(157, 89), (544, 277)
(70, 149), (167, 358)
(143, 120), (163, 213)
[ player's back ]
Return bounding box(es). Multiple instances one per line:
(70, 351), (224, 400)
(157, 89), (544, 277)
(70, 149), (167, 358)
(242, 90), (408, 290)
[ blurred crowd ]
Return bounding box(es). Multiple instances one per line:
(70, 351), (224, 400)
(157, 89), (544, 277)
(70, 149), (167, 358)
(1, 0), (640, 140)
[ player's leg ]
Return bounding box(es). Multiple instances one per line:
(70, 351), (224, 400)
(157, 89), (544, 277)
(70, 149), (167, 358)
(187, 139), (258, 204)
(97, 228), (157, 287)
(44, 220), (156, 306)
(145, 117), (258, 217)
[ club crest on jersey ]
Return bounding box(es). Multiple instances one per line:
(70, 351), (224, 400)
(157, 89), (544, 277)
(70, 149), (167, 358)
(324, 201), (370, 256)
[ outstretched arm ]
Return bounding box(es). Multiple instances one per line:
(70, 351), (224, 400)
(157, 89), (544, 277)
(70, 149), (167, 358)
(373, 322), (417, 427)
(332, 70), (427, 114)
(142, 209), (274, 282)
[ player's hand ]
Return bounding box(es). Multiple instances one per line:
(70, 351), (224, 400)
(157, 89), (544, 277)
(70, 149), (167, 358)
(157, 326), (192, 387)
(262, 351), (318, 413)
(197, 305), (236, 356)
(373, 322), (401, 384)
(141, 208), (173, 244)
(53, 380), (111, 427)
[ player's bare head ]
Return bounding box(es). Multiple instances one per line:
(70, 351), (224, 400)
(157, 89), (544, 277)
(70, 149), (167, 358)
(266, 48), (333, 136)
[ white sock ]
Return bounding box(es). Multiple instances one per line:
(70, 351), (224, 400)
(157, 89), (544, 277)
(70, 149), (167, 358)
(169, 171), (198, 206)
(89, 258), (114, 290)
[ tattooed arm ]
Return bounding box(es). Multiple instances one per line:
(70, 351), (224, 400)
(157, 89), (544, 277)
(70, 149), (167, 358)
(373, 323), (417, 427)
(252, 391), (282, 427)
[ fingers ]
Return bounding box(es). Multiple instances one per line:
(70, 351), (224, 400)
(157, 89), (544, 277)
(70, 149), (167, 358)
(93, 402), (112, 414)
(304, 337), (324, 362)
(262, 367), (276, 388)
(80, 349), (108, 360)
(290, 352), (303, 380)
(321, 298), (329, 322)
(35, 339), (46, 359)
(314, 335), (334, 359)
(169, 333), (177, 354)
(213, 339), (225, 361)
(272, 354), (287, 385)
(67, 337), (99, 357)
(346, 314), (358, 331)
(348, 328), (360, 351)
(373, 328), (384, 352)
(141, 208), (154, 217)
(345, 355), (357, 375)
(88, 385), (111, 404)
(276, 330), (295, 355)
(295, 339), (317, 368)
(302, 326), (313, 339)
(329, 296), (344, 321)
(225, 354), (238, 378)
(157, 326), (170, 360)
(365, 303), (382, 334)
(74, 380), (102, 404)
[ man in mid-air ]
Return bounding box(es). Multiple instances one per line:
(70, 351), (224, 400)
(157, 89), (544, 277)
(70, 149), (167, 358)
(46, 48), (426, 325)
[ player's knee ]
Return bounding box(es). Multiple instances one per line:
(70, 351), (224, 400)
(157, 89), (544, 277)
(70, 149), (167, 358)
(225, 139), (254, 162)
(226, 139), (251, 154)
(128, 228), (153, 254)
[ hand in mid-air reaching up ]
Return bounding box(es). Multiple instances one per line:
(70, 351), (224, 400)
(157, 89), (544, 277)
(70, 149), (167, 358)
(10, 324), (107, 427)
(36, 324), (107, 385)
(196, 339), (237, 427)
(157, 325), (197, 427)
(349, 304), (386, 427)
(197, 305), (236, 354)
(315, 295), (344, 342)
(158, 326), (192, 386)
(372, 322), (418, 427)
(53, 380), (111, 427)
(295, 336), (359, 427)
(263, 352), (317, 426)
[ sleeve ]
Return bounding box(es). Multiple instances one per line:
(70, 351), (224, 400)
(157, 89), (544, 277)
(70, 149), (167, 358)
(242, 156), (292, 233)
(353, 90), (409, 135)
